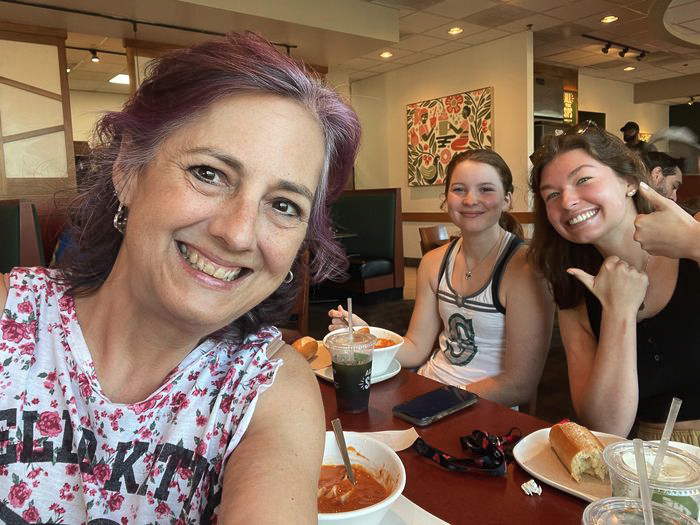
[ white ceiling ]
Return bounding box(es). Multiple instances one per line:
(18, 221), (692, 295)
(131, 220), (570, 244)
(3, 0), (699, 104)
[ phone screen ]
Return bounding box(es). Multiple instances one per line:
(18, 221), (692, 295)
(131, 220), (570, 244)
(392, 386), (477, 426)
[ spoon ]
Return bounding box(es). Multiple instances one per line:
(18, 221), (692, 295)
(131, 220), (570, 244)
(331, 418), (356, 485)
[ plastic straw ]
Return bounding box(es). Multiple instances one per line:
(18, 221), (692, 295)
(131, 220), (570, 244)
(634, 438), (655, 525)
(347, 298), (353, 338)
(650, 397), (682, 482)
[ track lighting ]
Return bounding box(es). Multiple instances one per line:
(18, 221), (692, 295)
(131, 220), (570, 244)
(583, 35), (649, 60)
(90, 49), (100, 63)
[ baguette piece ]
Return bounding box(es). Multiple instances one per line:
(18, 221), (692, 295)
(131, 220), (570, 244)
(549, 422), (607, 482)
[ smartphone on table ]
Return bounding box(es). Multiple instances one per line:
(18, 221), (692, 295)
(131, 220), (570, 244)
(392, 385), (478, 426)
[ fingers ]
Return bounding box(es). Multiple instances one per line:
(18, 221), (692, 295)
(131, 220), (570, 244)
(566, 267), (595, 292)
(639, 181), (671, 210)
(328, 305), (346, 319)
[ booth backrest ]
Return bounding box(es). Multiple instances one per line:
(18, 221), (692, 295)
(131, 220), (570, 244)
(0, 200), (45, 272)
(333, 190), (397, 260)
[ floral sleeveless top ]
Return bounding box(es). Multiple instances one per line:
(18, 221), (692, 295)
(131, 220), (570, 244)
(0, 267), (282, 524)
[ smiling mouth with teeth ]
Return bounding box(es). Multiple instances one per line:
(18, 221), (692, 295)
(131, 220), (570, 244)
(177, 242), (245, 282)
(568, 209), (599, 226)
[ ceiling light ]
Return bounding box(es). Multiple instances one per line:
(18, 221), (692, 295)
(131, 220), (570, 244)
(66, 67), (71, 73)
(619, 47), (629, 58)
(636, 51), (647, 61)
(109, 74), (130, 85)
(601, 15), (619, 23)
(624, 66), (636, 71)
(602, 42), (611, 54)
(447, 27), (463, 35)
(379, 51), (393, 59)
(90, 49), (100, 63)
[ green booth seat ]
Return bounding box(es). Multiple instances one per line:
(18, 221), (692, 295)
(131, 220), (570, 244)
(0, 200), (46, 273)
(314, 188), (404, 303)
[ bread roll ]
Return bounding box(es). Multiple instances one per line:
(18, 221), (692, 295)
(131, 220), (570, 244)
(549, 422), (607, 482)
(292, 336), (318, 360)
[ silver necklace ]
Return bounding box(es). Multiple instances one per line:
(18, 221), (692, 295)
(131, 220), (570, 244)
(464, 230), (505, 280)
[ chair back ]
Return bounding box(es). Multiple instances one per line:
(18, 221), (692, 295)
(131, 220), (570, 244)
(0, 200), (45, 272)
(419, 225), (449, 255)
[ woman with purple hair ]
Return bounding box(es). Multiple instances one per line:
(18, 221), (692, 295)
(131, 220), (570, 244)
(0, 32), (360, 523)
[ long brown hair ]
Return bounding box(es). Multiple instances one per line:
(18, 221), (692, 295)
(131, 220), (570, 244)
(527, 126), (652, 309)
(443, 149), (523, 238)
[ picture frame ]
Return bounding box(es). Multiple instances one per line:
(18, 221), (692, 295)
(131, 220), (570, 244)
(407, 87), (493, 187)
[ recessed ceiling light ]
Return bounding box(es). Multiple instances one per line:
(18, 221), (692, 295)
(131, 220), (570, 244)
(624, 66), (636, 71)
(109, 74), (130, 84)
(380, 51), (393, 59)
(447, 27), (464, 35)
(601, 15), (619, 24)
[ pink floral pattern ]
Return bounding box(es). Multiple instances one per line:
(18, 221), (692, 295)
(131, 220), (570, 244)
(0, 267), (282, 523)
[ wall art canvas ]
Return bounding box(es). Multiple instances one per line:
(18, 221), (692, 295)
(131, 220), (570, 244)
(407, 87), (493, 186)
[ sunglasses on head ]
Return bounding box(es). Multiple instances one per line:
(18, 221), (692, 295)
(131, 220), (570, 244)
(529, 120), (608, 165)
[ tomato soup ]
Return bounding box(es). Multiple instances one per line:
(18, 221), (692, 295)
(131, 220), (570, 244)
(374, 337), (396, 349)
(318, 464), (389, 513)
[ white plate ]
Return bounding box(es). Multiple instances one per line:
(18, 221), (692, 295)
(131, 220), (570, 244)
(513, 427), (625, 502)
(381, 495), (449, 524)
(314, 358), (401, 384)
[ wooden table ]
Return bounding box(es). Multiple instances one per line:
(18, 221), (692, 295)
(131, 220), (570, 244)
(319, 369), (587, 524)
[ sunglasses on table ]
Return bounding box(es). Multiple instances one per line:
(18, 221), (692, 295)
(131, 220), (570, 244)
(529, 120), (609, 165)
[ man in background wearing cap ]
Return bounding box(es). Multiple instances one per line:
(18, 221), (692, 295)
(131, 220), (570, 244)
(621, 121), (656, 155)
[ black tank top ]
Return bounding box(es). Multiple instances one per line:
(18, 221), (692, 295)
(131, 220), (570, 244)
(584, 258), (700, 423)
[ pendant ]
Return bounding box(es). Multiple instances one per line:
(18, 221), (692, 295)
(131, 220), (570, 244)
(466, 271), (472, 279)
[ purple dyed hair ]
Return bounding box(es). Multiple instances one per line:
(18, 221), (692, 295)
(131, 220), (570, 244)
(57, 32), (361, 342)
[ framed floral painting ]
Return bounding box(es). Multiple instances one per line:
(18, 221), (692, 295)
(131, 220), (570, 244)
(407, 87), (493, 186)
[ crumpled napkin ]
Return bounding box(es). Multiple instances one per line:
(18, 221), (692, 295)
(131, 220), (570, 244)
(346, 428), (420, 451)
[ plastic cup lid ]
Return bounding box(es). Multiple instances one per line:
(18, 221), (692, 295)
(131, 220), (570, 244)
(603, 441), (700, 490)
(325, 331), (377, 351)
(583, 497), (697, 524)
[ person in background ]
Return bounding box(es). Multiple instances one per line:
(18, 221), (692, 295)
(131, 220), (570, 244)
(528, 121), (700, 441)
(641, 151), (684, 202)
(0, 32), (360, 523)
(621, 121), (656, 155)
(329, 149), (554, 409)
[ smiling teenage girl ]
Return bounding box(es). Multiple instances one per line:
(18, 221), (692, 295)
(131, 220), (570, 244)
(529, 122), (700, 440)
(0, 33), (360, 523)
(330, 150), (553, 408)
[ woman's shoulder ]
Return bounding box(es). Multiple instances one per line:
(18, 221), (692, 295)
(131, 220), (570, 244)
(502, 242), (531, 274)
(501, 243), (551, 294)
(417, 240), (455, 282)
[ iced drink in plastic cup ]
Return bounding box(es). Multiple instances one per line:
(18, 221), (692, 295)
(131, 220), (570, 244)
(326, 331), (376, 414)
(603, 441), (700, 520)
(582, 497), (698, 524)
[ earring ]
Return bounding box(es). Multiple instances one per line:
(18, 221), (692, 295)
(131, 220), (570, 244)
(627, 189), (637, 197)
(284, 271), (294, 284)
(113, 202), (128, 234)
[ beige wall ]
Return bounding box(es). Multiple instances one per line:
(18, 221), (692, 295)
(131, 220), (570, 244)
(350, 31), (534, 259)
(578, 74), (669, 140)
(69, 91), (129, 142)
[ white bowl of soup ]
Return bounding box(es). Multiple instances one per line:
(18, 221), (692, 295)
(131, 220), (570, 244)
(324, 326), (403, 377)
(318, 431), (406, 524)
